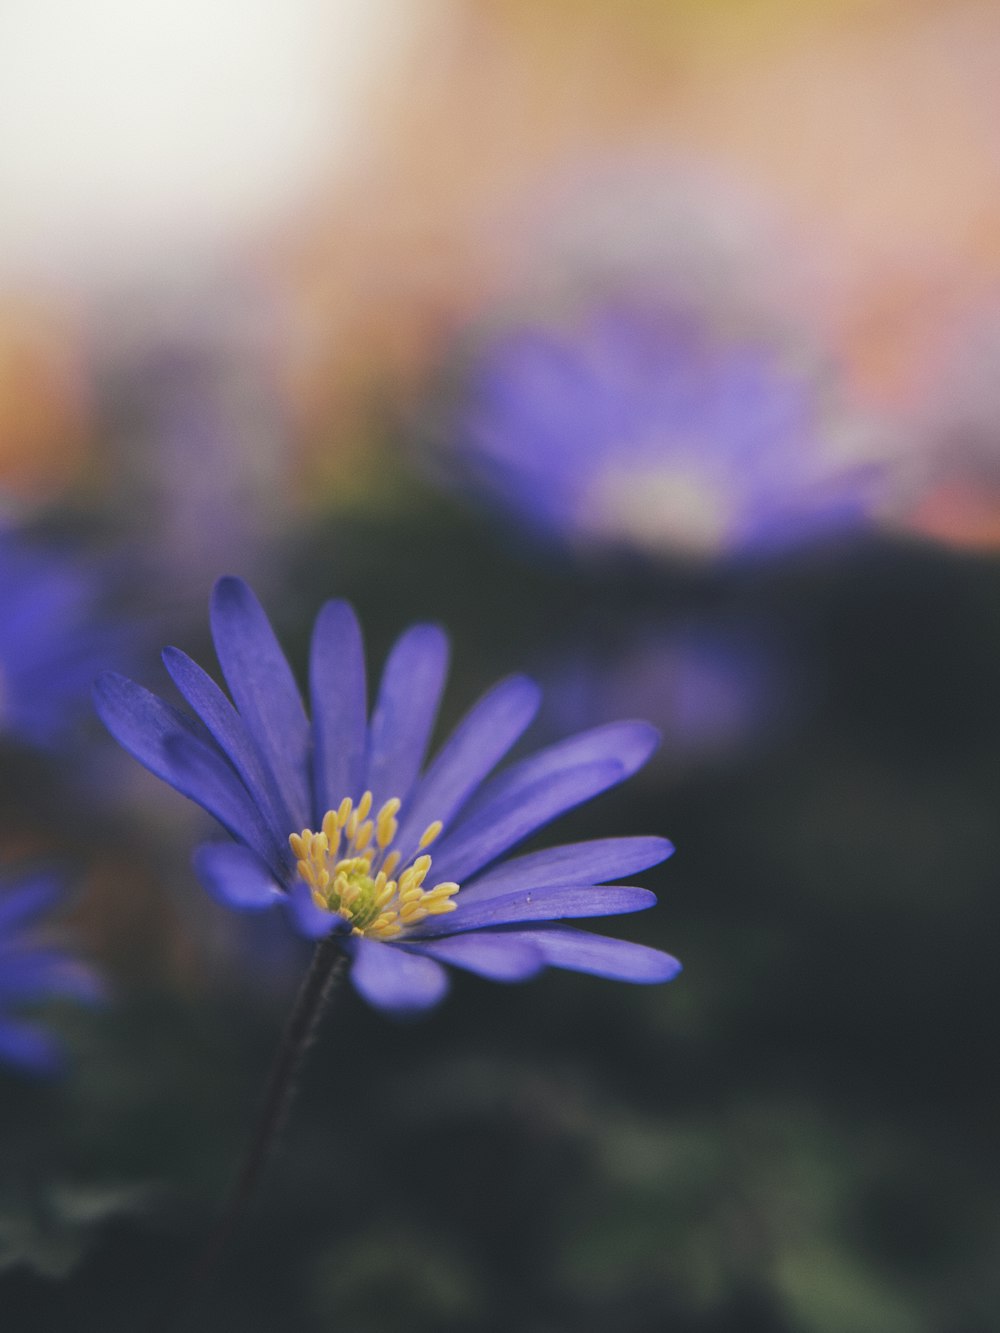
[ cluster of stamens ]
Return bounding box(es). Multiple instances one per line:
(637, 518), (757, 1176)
(289, 792), (459, 940)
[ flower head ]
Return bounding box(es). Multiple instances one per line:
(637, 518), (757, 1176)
(95, 577), (680, 1014)
(433, 306), (882, 562)
(0, 529), (130, 748)
(0, 870), (105, 1075)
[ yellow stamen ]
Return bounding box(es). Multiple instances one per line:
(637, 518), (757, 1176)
(289, 793), (461, 941)
(354, 820), (373, 852)
(419, 820), (443, 849)
(381, 850), (401, 878)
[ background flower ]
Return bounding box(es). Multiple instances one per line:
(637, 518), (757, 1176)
(426, 304), (886, 563)
(0, 528), (130, 749)
(0, 869), (104, 1076)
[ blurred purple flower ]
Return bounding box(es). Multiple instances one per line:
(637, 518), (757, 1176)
(0, 870), (105, 1076)
(545, 615), (798, 774)
(434, 306), (882, 562)
(95, 290), (293, 616)
(96, 577), (680, 1016)
(0, 530), (131, 748)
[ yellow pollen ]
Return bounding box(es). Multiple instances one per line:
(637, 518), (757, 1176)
(290, 792), (459, 940)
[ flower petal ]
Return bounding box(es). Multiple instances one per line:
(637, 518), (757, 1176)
(458, 721), (659, 822)
(95, 672), (280, 867)
(193, 843), (286, 912)
(458, 835), (674, 904)
(364, 624), (450, 810)
(310, 600), (367, 819)
(210, 577), (311, 829)
(0, 872), (64, 934)
(163, 732), (284, 869)
(430, 759), (625, 884)
(0, 953), (105, 1004)
(0, 1018), (62, 1075)
(410, 885), (656, 938)
(402, 931), (544, 981)
(395, 674), (541, 856)
(496, 925), (682, 983)
(285, 880), (343, 940)
(162, 646), (291, 848)
(349, 937), (450, 1015)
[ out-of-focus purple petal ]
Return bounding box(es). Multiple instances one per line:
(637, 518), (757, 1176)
(210, 576), (311, 830)
(395, 674), (541, 856)
(0, 1018), (63, 1076)
(459, 835), (674, 903)
(410, 885), (655, 938)
(402, 932), (544, 981)
(0, 533), (133, 748)
(431, 759), (626, 884)
(285, 881), (341, 940)
(0, 953), (105, 1004)
(364, 624), (450, 810)
(310, 600), (367, 819)
(163, 646), (292, 849)
(0, 873), (64, 934)
(349, 937), (450, 1015)
(193, 843), (285, 912)
(497, 925), (682, 983)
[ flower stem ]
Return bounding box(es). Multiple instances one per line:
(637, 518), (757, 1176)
(181, 935), (347, 1318)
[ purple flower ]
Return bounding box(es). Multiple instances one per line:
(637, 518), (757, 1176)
(0, 530), (130, 748)
(0, 870), (105, 1076)
(95, 577), (679, 1015)
(435, 306), (881, 561)
(544, 614), (798, 774)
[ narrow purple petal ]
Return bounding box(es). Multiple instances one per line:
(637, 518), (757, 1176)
(94, 670), (211, 760)
(395, 674), (541, 856)
(430, 759), (625, 884)
(210, 577), (311, 830)
(349, 937), (449, 1015)
(459, 836), (674, 903)
(402, 931), (544, 981)
(163, 646), (293, 846)
(364, 624), (450, 810)
(497, 925), (682, 983)
(162, 731), (284, 869)
(409, 885), (656, 938)
(193, 843), (286, 912)
(310, 600), (367, 819)
(457, 721), (659, 823)
(0, 1018), (62, 1075)
(95, 672), (280, 868)
(0, 873), (64, 934)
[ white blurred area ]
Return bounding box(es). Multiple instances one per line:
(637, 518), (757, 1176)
(0, 0), (432, 290)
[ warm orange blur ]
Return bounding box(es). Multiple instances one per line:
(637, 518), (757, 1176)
(3, 0), (1000, 543)
(0, 298), (91, 500)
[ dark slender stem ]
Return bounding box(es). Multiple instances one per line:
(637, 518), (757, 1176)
(178, 936), (346, 1322)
